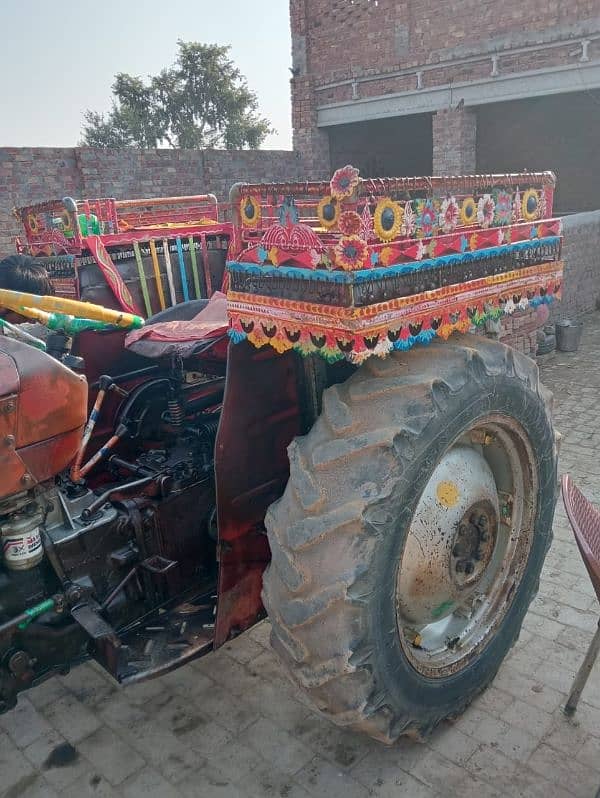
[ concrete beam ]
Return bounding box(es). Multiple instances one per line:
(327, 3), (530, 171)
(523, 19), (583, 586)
(317, 61), (600, 127)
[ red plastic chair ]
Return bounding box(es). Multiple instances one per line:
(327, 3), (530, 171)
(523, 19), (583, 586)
(561, 474), (600, 715)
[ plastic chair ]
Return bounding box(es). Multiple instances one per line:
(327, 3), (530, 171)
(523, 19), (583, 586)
(561, 474), (600, 715)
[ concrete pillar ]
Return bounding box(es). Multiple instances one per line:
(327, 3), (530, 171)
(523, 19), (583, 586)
(290, 0), (331, 179)
(432, 107), (477, 175)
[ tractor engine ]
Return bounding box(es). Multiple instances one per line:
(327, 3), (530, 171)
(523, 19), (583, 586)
(0, 337), (222, 711)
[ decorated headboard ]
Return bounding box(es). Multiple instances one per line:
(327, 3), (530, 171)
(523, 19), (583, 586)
(226, 166), (562, 363)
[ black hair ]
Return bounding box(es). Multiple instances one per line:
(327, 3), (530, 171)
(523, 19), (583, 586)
(0, 255), (55, 295)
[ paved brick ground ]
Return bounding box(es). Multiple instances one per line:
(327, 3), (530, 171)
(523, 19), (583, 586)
(2, 319), (600, 798)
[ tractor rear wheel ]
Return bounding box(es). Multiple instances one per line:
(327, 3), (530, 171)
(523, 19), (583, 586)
(262, 337), (557, 743)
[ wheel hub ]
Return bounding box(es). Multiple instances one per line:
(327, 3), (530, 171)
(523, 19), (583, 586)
(396, 444), (499, 627)
(450, 500), (498, 587)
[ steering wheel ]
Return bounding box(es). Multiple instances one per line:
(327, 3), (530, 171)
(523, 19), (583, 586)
(0, 289), (144, 334)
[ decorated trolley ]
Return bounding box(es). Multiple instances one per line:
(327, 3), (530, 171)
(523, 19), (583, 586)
(14, 193), (231, 317)
(226, 166), (562, 363)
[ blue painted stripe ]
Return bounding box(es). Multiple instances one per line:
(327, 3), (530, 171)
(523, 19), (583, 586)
(227, 237), (560, 285)
(176, 238), (190, 301)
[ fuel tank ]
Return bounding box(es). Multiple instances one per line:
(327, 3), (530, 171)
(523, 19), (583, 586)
(0, 337), (88, 500)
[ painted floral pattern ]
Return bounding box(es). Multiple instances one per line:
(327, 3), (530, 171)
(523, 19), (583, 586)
(477, 194), (496, 228)
(416, 199), (438, 237)
(440, 196), (459, 232)
(330, 165), (360, 200)
(493, 190), (512, 226)
(402, 201), (416, 236)
(334, 235), (369, 270)
(338, 210), (363, 236)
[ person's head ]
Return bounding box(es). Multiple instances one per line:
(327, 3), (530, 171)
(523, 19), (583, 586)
(0, 255), (54, 323)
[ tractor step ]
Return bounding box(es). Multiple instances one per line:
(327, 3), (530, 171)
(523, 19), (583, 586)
(72, 589), (217, 684)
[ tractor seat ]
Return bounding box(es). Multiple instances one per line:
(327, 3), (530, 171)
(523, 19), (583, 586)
(125, 292), (228, 360)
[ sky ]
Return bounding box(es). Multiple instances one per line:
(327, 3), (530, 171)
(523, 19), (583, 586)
(0, 0), (292, 149)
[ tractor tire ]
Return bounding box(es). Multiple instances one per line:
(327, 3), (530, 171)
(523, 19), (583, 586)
(262, 336), (558, 743)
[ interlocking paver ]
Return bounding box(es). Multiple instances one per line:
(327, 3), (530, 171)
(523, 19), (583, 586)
(76, 727), (144, 786)
(120, 768), (182, 798)
(294, 755), (370, 798)
(0, 696), (52, 749)
(22, 728), (90, 789)
(0, 731), (35, 797)
(6, 314), (600, 798)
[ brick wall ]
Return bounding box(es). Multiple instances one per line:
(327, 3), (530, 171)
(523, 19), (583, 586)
(293, 0), (599, 94)
(432, 108), (477, 174)
(498, 211), (600, 355)
(555, 211), (600, 318)
(290, 0), (600, 184)
(0, 147), (303, 257)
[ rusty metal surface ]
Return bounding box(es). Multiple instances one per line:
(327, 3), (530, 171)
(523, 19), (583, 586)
(397, 417), (537, 678)
(0, 338), (87, 448)
(213, 341), (302, 646)
(0, 340), (87, 497)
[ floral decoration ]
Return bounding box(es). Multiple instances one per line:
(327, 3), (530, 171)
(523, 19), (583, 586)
(374, 198), (403, 242)
(334, 235), (369, 271)
(240, 196), (261, 228)
(512, 189), (521, 221)
(360, 203), (374, 240)
(330, 165), (360, 200)
(477, 194), (496, 228)
(439, 196), (459, 232)
(317, 196), (340, 230)
(60, 210), (74, 233)
(26, 213), (39, 235)
(460, 197), (477, 226)
(522, 188), (540, 222)
(268, 246), (281, 266)
(339, 210), (363, 236)
(493, 190), (512, 226)
(539, 189), (548, 218)
(257, 246), (268, 264)
(416, 199), (438, 238)
(380, 246), (395, 266)
(402, 201), (416, 236)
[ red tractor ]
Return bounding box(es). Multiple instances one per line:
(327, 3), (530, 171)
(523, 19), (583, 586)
(0, 168), (561, 742)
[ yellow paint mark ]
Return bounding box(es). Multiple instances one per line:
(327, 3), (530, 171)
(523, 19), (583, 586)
(437, 481), (460, 508)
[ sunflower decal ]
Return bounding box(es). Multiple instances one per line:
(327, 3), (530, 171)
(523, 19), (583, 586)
(522, 188), (540, 222)
(330, 165), (360, 200)
(317, 196), (340, 230)
(26, 213), (39, 235)
(460, 197), (477, 226)
(374, 198), (403, 242)
(334, 235), (369, 271)
(240, 196), (261, 228)
(338, 210), (362, 236)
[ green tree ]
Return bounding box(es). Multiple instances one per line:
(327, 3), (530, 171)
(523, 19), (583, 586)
(81, 41), (273, 149)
